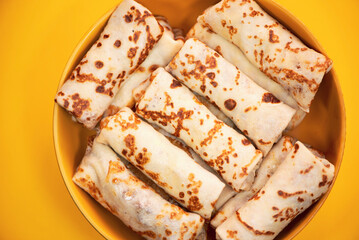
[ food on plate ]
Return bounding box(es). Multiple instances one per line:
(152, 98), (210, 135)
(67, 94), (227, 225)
(136, 67), (263, 192)
(215, 141), (334, 240)
(73, 137), (204, 239)
(187, 23), (306, 130)
(211, 136), (295, 228)
(55, 0), (163, 129)
(167, 38), (296, 155)
(97, 107), (226, 219)
(54, 0), (336, 238)
(105, 16), (184, 116)
(198, 0), (332, 112)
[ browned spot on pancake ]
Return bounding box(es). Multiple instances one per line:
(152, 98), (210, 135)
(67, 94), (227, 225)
(165, 229), (172, 236)
(300, 165), (313, 174)
(205, 55), (217, 68)
(133, 9), (152, 26)
(210, 81), (218, 87)
(249, 9), (263, 17)
(121, 149), (128, 156)
(70, 93), (90, 118)
(117, 71), (126, 80)
(137, 66), (145, 72)
(294, 143), (300, 153)
(277, 190), (305, 198)
(124, 13), (133, 23)
(97, 42), (102, 47)
(226, 230), (238, 238)
(179, 192), (185, 198)
(311, 57), (333, 72)
(285, 41), (308, 54)
(236, 212), (275, 236)
(273, 207), (300, 222)
(200, 120), (224, 147)
(187, 196), (203, 211)
(319, 175), (328, 187)
(106, 73), (113, 80)
(128, 47), (138, 58)
(239, 166), (248, 178)
(137, 107), (193, 137)
(79, 60), (88, 66)
(269, 29), (280, 43)
(164, 92), (174, 109)
(206, 72), (215, 80)
(112, 111), (141, 131)
(95, 61), (103, 69)
(124, 134), (136, 157)
(107, 161), (126, 176)
(215, 45), (222, 55)
(200, 85), (206, 92)
(265, 22), (279, 28)
(133, 31), (141, 43)
(113, 40), (121, 48)
(224, 99), (237, 110)
(170, 79), (182, 88)
(262, 92), (280, 103)
(95, 85), (105, 93)
(244, 106), (252, 112)
(242, 139), (251, 146)
(103, 34), (109, 39)
(134, 148), (150, 166)
(63, 99), (69, 108)
(272, 206), (279, 211)
(149, 64), (159, 72)
(227, 25), (237, 36)
(283, 68), (318, 92)
(215, 0), (234, 12)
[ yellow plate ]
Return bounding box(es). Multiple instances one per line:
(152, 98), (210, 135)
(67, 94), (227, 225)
(53, 0), (345, 239)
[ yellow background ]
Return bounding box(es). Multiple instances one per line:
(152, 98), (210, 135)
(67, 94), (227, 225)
(0, 0), (358, 239)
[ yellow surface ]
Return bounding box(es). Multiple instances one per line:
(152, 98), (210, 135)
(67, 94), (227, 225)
(0, 0), (357, 239)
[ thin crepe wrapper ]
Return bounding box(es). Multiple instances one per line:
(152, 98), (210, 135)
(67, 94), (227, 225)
(211, 136), (294, 228)
(106, 16), (184, 116)
(155, 127), (237, 211)
(55, 0), (163, 129)
(116, 152), (180, 205)
(73, 138), (204, 240)
(187, 23), (305, 130)
(97, 107), (225, 219)
(133, 78), (235, 128)
(197, 0), (332, 112)
(216, 141), (335, 240)
(167, 38), (295, 155)
(136, 67), (263, 192)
